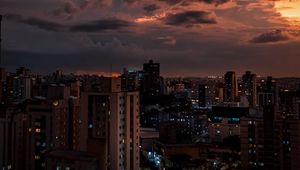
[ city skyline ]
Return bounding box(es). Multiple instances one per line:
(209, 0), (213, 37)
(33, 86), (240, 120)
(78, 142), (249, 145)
(2, 58), (300, 169)
(1, 0), (300, 77)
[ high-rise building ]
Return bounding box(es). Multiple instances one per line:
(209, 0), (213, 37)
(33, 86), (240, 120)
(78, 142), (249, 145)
(224, 71), (238, 102)
(198, 84), (216, 108)
(142, 60), (162, 96)
(257, 76), (278, 107)
(120, 68), (142, 92)
(241, 106), (300, 170)
(0, 67), (33, 103)
(80, 77), (140, 170)
(242, 71), (257, 107)
(198, 84), (206, 107)
(13, 77), (32, 101)
(0, 97), (81, 170)
(0, 106), (26, 170)
(240, 106), (277, 170)
(278, 89), (300, 118)
(23, 98), (81, 170)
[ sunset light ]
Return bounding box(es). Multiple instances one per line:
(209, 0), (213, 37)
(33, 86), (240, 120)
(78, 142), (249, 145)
(3, 0), (300, 169)
(275, 1), (300, 21)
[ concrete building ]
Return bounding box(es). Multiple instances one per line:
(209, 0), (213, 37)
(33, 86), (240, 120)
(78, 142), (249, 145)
(20, 97), (81, 170)
(0, 106), (27, 170)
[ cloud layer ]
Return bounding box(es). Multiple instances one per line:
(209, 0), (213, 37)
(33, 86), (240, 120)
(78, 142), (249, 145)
(4, 13), (133, 32)
(165, 11), (217, 26)
(2, 0), (300, 76)
(251, 29), (300, 43)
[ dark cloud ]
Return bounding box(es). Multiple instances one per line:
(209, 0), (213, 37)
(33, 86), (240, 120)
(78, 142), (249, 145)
(165, 11), (217, 26)
(4, 13), (132, 32)
(160, 0), (230, 5)
(19, 18), (65, 32)
(143, 4), (160, 13)
(201, 0), (230, 5)
(4, 13), (64, 32)
(159, 0), (183, 5)
(3, 13), (22, 20)
(250, 30), (292, 44)
(123, 0), (138, 3)
(69, 19), (132, 32)
(3, 39), (146, 73)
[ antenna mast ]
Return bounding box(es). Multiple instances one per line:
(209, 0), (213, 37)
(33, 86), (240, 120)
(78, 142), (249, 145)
(0, 15), (2, 67)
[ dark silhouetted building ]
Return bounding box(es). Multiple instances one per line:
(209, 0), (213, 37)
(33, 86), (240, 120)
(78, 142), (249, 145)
(0, 15), (2, 66)
(142, 60), (162, 96)
(257, 77), (277, 107)
(240, 105), (300, 170)
(241, 106), (276, 170)
(242, 71), (257, 107)
(198, 84), (216, 108)
(224, 71), (238, 102)
(208, 105), (248, 142)
(120, 68), (143, 92)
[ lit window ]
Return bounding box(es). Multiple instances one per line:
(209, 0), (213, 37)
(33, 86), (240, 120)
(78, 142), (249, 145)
(53, 100), (59, 107)
(35, 128), (41, 133)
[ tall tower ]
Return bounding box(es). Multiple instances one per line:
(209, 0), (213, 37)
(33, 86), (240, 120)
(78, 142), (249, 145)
(0, 15), (2, 66)
(142, 60), (161, 96)
(242, 71), (257, 107)
(224, 71), (238, 102)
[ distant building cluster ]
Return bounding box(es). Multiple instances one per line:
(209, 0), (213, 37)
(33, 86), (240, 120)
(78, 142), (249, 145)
(0, 67), (140, 170)
(1, 60), (300, 170)
(135, 66), (300, 170)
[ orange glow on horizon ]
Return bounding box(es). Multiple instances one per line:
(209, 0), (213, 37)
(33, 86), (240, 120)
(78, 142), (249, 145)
(74, 70), (120, 77)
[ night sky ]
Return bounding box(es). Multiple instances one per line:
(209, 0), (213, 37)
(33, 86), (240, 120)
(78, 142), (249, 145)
(1, 0), (300, 77)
